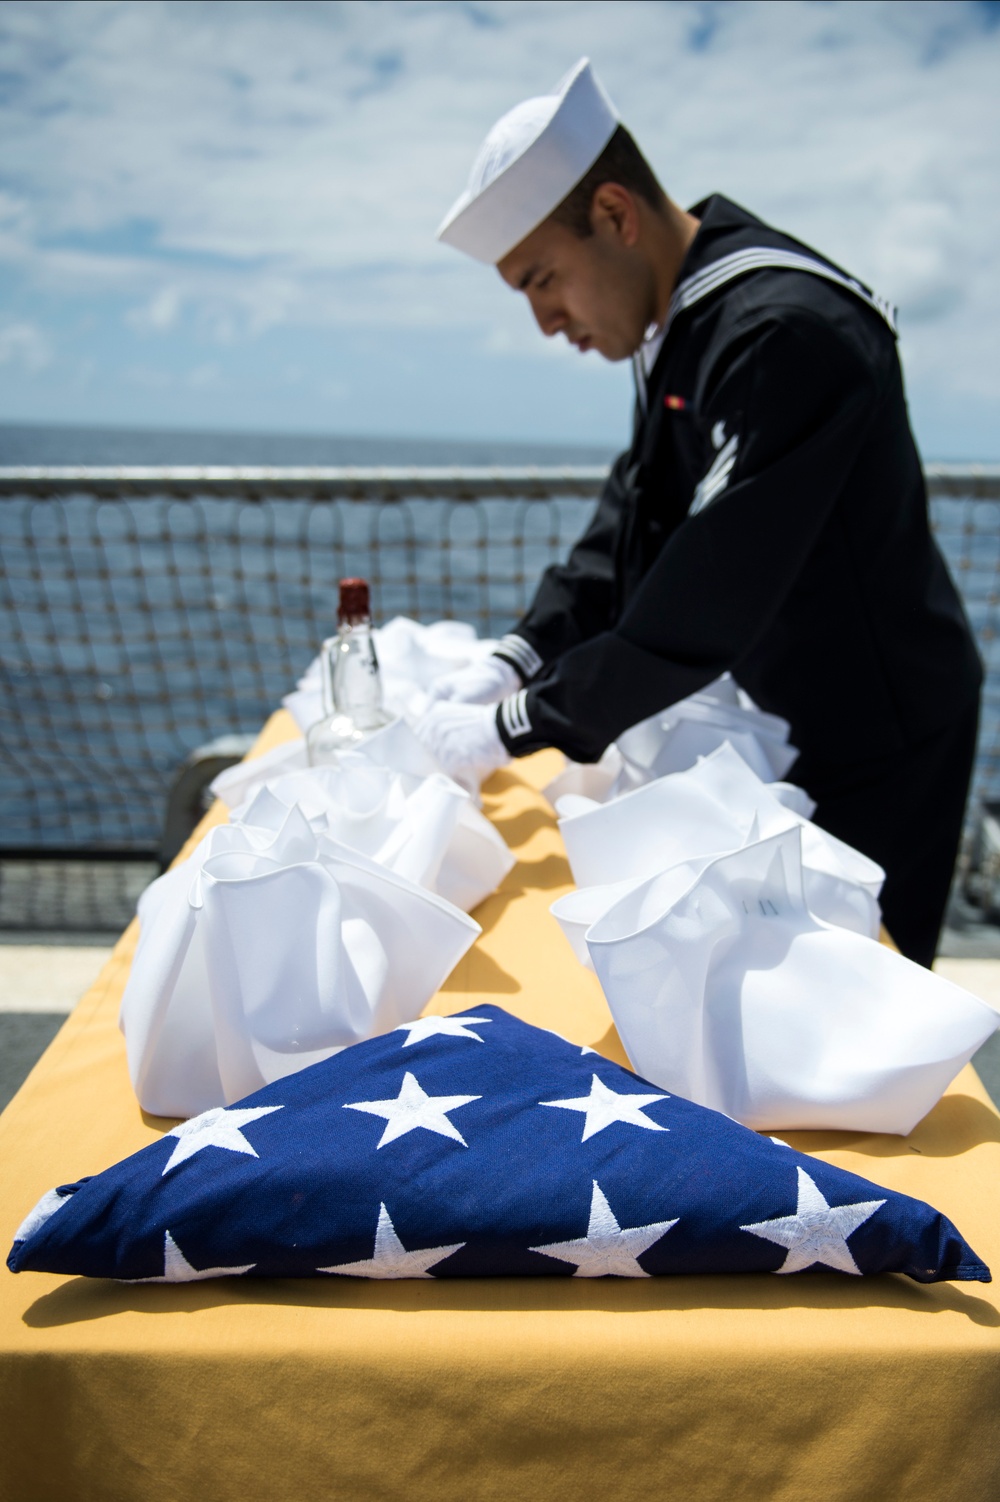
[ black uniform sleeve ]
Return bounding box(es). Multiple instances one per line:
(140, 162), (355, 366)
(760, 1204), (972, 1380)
(497, 312), (886, 761)
(500, 448), (635, 671)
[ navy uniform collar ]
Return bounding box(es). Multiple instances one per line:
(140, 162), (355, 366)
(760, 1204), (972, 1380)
(633, 195), (896, 411)
(633, 197), (764, 409)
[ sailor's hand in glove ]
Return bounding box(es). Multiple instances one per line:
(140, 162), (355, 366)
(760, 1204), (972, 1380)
(425, 654), (521, 706)
(415, 701), (510, 793)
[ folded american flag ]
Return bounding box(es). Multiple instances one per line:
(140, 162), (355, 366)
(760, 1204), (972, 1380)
(8, 1006), (988, 1284)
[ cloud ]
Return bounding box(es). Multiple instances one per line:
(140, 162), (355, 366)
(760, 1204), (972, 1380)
(0, 0), (998, 439)
(188, 361), (222, 389)
(128, 284), (184, 333)
(0, 321), (51, 371)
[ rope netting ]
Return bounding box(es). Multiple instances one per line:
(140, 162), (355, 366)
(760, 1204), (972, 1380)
(0, 469), (996, 929)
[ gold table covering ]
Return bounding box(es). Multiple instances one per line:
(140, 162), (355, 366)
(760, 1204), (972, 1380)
(1, 711), (998, 1501)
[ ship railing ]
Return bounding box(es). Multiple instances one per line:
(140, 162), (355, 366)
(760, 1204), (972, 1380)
(0, 462), (998, 930)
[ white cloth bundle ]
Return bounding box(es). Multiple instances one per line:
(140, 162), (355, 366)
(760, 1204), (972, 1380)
(233, 760), (513, 914)
(583, 825), (999, 1135)
(210, 735), (310, 811)
(544, 674), (799, 807)
(120, 801), (481, 1118)
(283, 617), (499, 734)
(552, 743), (884, 962)
(210, 713), (441, 813)
(214, 719), (513, 914)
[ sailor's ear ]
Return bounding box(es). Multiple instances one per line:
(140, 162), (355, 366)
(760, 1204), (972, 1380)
(589, 183), (642, 247)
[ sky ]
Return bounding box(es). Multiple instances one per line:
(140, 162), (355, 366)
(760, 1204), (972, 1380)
(1, 0), (999, 457)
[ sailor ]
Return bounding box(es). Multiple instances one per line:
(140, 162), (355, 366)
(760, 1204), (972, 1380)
(415, 58), (982, 968)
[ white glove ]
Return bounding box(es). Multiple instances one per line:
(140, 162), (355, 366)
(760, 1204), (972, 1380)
(426, 654), (521, 706)
(415, 702), (511, 793)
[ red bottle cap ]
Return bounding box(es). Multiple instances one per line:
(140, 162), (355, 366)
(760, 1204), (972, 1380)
(338, 577), (371, 625)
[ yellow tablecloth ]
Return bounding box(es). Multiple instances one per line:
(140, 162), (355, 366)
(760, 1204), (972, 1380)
(1, 711), (998, 1502)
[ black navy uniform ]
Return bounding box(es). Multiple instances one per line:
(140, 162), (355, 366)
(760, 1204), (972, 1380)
(493, 196), (982, 967)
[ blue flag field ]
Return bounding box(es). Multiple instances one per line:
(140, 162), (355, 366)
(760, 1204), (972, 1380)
(8, 1006), (989, 1284)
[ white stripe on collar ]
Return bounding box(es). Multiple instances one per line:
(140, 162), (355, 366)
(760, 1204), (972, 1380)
(666, 247), (897, 338)
(634, 246), (897, 409)
(633, 321), (669, 414)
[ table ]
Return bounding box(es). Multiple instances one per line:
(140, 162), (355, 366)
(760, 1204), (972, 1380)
(1, 711), (998, 1502)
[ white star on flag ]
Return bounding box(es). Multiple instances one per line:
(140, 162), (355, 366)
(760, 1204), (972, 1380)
(344, 1071), (480, 1148)
(532, 1180), (678, 1277)
(395, 1015), (493, 1047)
(161, 1105), (283, 1175)
(539, 1074), (669, 1141)
(741, 1167), (885, 1275)
(12, 1187), (71, 1244)
(542, 1028), (596, 1055)
(127, 1230), (255, 1283)
(320, 1203), (464, 1279)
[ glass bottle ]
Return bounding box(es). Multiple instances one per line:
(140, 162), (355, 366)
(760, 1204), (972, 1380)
(306, 578), (393, 766)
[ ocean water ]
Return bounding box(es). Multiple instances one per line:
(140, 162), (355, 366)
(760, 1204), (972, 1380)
(0, 421), (616, 469)
(1, 422), (997, 854)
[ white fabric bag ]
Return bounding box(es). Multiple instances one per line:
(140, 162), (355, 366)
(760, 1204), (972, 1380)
(119, 802), (481, 1118)
(212, 721), (514, 914)
(231, 756), (513, 914)
(209, 707), (445, 813)
(550, 814), (830, 972)
(556, 742), (884, 942)
(544, 673), (798, 807)
(585, 825), (999, 1135)
(209, 735), (310, 813)
(550, 861), (708, 969)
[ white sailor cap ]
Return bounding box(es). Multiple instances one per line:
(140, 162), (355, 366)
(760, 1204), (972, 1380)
(437, 58), (619, 265)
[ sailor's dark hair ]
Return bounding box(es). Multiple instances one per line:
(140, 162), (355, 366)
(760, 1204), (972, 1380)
(548, 125), (666, 237)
